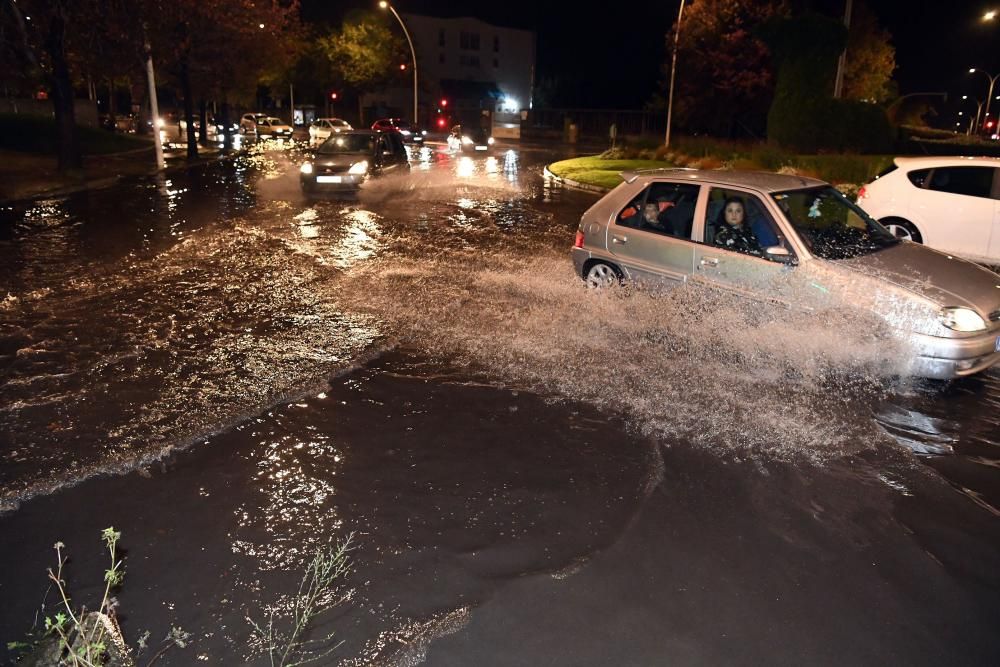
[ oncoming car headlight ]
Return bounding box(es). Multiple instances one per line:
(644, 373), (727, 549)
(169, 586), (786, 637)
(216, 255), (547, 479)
(461, 136), (473, 145)
(348, 160), (369, 175)
(939, 307), (987, 332)
(300, 162), (313, 174)
(487, 137), (495, 145)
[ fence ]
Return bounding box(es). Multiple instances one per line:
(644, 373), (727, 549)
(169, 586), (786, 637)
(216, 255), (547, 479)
(523, 108), (665, 140)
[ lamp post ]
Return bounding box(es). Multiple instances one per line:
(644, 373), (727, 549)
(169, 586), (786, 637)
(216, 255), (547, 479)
(961, 95), (984, 136)
(969, 68), (1000, 133)
(379, 1), (418, 126)
(664, 0), (686, 148)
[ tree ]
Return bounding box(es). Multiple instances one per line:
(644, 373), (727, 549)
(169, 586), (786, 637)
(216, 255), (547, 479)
(841, 2), (896, 103)
(321, 12), (406, 124)
(1, 0), (84, 171)
(656, 0), (790, 137)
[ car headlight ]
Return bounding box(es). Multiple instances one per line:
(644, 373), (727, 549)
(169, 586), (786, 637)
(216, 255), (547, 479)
(421, 130), (427, 135)
(461, 136), (473, 145)
(487, 137), (495, 145)
(348, 160), (369, 175)
(399, 130), (411, 136)
(939, 307), (987, 332)
(300, 162), (313, 174)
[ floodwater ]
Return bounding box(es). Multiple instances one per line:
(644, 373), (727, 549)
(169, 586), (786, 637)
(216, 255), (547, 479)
(1, 140), (999, 665)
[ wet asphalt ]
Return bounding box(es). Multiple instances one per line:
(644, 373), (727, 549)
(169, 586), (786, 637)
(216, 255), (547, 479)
(1, 140), (999, 665)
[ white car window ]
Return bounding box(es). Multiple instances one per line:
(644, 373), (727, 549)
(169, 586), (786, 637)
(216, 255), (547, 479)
(927, 167), (994, 199)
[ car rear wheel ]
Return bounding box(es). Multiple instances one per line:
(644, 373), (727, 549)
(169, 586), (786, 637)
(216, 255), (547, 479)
(584, 262), (621, 289)
(881, 217), (922, 244)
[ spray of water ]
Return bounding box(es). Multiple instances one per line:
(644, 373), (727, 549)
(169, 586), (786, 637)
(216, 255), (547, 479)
(333, 247), (914, 462)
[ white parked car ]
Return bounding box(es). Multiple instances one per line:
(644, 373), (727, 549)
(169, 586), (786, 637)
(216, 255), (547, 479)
(309, 118), (352, 142)
(240, 113), (268, 134)
(857, 156), (1000, 264)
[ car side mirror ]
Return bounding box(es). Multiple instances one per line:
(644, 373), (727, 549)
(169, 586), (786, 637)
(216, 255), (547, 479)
(765, 245), (797, 265)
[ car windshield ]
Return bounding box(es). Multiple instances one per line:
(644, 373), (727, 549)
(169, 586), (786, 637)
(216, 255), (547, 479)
(266, 118), (283, 124)
(317, 135), (374, 154)
(331, 120), (349, 126)
(771, 186), (899, 260)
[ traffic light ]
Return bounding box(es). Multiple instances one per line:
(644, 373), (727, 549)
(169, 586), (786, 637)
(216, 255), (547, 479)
(329, 91), (339, 101)
(399, 63), (407, 71)
(988, 120), (995, 129)
(440, 99), (448, 107)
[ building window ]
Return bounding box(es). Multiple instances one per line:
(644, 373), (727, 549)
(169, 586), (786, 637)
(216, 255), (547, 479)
(494, 36), (500, 52)
(459, 55), (480, 67)
(439, 29), (445, 47)
(460, 31), (480, 50)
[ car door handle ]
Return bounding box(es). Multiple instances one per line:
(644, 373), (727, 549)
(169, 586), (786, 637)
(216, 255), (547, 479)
(612, 235), (628, 245)
(699, 257), (719, 267)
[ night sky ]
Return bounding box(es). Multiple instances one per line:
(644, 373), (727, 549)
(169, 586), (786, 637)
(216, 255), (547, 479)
(305, 0), (1000, 112)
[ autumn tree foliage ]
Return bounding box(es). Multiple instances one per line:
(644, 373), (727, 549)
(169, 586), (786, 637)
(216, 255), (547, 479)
(842, 2), (896, 103)
(661, 0), (789, 138)
(320, 12), (407, 124)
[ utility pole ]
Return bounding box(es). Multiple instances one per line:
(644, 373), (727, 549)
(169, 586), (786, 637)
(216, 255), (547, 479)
(833, 0), (853, 98)
(664, 0), (685, 148)
(143, 31), (165, 169)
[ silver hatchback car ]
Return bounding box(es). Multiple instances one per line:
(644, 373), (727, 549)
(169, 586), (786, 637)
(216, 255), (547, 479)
(571, 169), (1000, 380)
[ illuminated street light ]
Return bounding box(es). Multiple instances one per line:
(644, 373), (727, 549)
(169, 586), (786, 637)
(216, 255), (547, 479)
(259, 23), (265, 29)
(379, 2), (418, 125)
(969, 68), (1000, 133)
(984, 10), (997, 20)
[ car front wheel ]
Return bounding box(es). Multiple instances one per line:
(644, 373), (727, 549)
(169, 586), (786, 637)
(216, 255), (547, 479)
(881, 217), (922, 244)
(584, 262), (621, 289)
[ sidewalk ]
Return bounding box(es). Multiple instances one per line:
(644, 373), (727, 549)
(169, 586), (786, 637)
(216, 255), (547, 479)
(0, 141), (229, 204)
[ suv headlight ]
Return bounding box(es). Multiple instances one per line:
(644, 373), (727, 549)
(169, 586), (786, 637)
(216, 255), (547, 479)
(300, 162), (313, 174)
(461, 136), (473, 145)
(348, 160), (369, 175)
(939, 307), (987, 332)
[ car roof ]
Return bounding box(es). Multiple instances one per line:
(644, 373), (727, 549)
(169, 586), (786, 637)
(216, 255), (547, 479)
(892, 156), (1000, 169)
(623, 168), (827, 193)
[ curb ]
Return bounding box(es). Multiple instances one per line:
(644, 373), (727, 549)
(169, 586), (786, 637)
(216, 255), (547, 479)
(542, 165), (610, 194)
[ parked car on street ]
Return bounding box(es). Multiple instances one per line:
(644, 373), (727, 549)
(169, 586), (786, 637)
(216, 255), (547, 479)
(240, 113), (268, 134)
(571, 168), (1000, 380)
(309, 118), (353, 143)
(251, 116), (293, 139)
(857, 156), (1000, 264)
(371, 117), (426, 144)
(299, 130), (409, 192)
(178, 115), (239, 140)
(447, 124), (494, 153)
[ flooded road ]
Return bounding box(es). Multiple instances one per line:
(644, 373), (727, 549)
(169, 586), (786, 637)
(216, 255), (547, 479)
(1, 141), (999, 665)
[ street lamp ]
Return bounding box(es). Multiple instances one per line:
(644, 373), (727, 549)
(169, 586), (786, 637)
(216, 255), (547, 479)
(664, 0), (686, 148)
(969, 68), (1000, 133)
(379, 1), (418, 125)
(961, 95), (985, 135)
(984, 10), (997, 20)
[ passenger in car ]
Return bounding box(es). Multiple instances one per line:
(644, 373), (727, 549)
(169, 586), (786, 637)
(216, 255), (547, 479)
(713, 197), (762, 255)
(639, 201), (674, 234)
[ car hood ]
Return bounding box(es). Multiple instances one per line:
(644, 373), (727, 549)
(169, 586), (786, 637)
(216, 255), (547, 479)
(831, 242), (1000, 314)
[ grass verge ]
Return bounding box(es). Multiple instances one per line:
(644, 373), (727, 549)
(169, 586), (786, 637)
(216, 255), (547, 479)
(548, 157), (668, 190)
(0, 113), (152, 155)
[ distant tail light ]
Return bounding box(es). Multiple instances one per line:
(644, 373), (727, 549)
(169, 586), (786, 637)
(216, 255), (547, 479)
(857, 186), (868, 199)
(574, 230), (585, 248)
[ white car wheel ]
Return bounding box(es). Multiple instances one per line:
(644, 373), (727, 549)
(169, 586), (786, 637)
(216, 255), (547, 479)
(881, 218), (923, 244)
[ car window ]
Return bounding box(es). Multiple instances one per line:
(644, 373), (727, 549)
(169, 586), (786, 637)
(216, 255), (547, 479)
(772, 186), (898, 260)
(927, 166), (994, 198)
(906, 168), (931, 187)
(387, 133), (405, 156)
(614, 182), (698, 239)
(703, 187), (785, 260)
(318, 135), (375, 154)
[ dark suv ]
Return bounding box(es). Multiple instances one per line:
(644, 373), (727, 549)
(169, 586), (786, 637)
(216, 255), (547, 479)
(299, 130), (409, 192)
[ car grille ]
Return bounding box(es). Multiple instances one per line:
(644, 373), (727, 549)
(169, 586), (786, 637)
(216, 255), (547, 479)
(990, 309), (1000, 323)
(318, 165), (349, 174)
